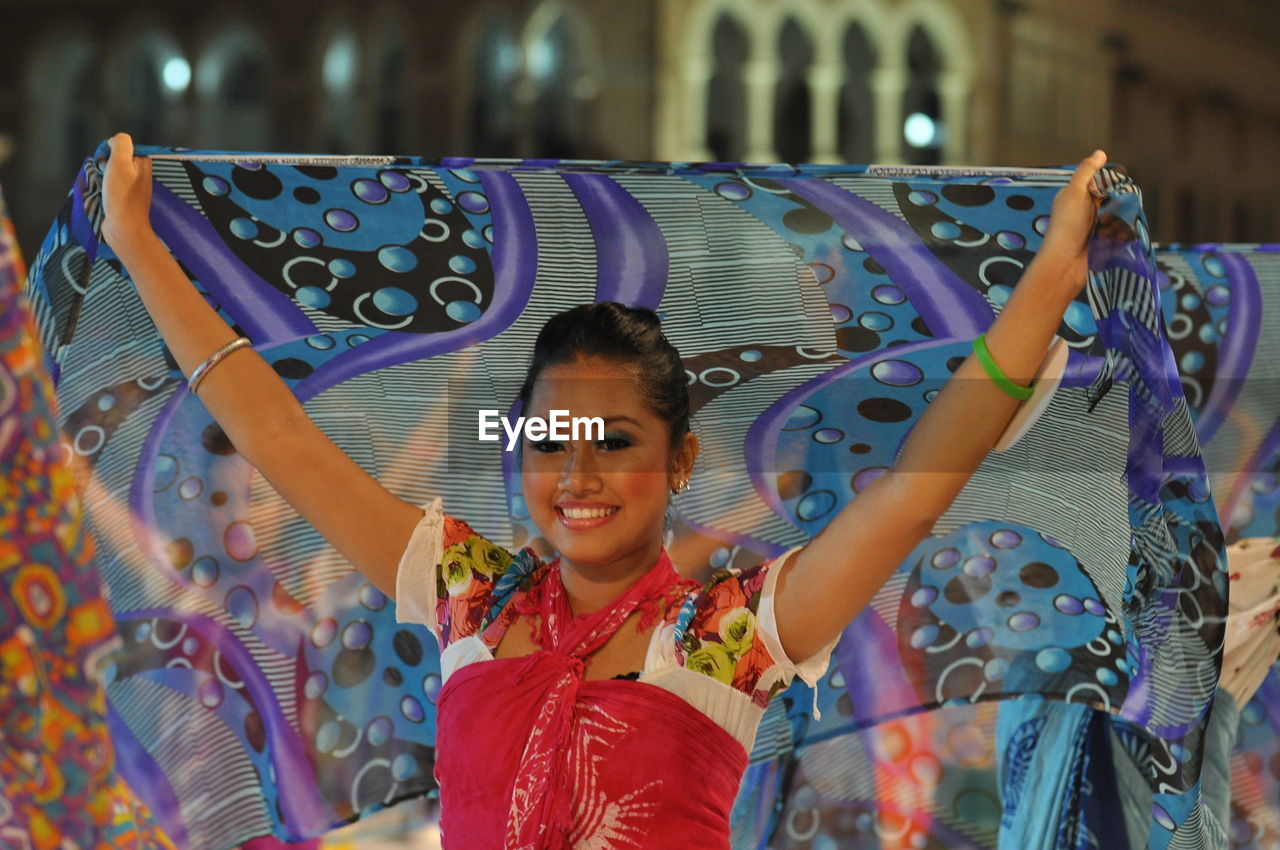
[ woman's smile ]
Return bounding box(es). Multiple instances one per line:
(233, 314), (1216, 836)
(555, 500), (621, 529)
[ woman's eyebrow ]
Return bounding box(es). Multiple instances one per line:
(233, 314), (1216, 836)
(600, 416), (641, 427)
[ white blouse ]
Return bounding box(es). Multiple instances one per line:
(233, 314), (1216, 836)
(394, 497), (837, 754)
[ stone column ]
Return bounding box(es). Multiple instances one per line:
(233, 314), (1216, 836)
(745, 57), (776, 162)
(808, 60), (841, 162)
(871, 66), (906, 162)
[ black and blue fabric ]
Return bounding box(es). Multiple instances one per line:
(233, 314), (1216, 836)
(22, 144), (1227, 849)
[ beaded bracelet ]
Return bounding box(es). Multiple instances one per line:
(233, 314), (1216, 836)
(972, 333), (1034, 401)
(188, 337), (252, 394)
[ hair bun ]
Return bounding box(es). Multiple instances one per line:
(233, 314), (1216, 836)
(519, 301), (691, 446)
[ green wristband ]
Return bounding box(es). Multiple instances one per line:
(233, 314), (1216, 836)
(972, 334), (1035, 401)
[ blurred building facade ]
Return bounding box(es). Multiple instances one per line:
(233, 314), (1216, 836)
(1, 0), (1278, 254)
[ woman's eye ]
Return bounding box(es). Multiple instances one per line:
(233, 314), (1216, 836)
(596, 436), (631, 451)
(529, 439), (563, 453)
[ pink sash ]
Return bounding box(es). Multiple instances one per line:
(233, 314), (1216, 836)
(434, 551), (747, 849)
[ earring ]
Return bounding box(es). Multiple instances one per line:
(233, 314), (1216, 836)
(673, 479), (690, 494)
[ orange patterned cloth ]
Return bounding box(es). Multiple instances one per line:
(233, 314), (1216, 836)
(0, 184), (173, 849)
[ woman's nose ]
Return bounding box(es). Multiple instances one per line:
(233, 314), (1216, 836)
(558, 443), (601, 492)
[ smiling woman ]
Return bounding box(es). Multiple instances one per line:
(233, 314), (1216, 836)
(97, 132), (1110, 850)
(392, 303), (835, 848)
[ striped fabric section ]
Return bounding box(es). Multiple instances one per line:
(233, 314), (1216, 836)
(1087, 266), (1162, 335)
(1202, 254), (1280, 482)
(53, 268), (170, 419)
(254, 354), (474, 604)
(928, 386), (1132, 610)
(793, 732), (878, 801)
(480, 169), (598, 399)
(868, 570), (910, 634)
(1165, 804), (1211, 850)
(682, 362), (834, 547)
(829, 176), (908, 222)
(744, 697), (794, 763)
(27, 240), (89, 359)
(1162, 396), (1202, 459)
(151, 159), (204, 215)
(613, 173), (833, 356)
(108, 676), (275, 849)
(1094, 166), (1143, 203)
(1145, 623), (1218, 731)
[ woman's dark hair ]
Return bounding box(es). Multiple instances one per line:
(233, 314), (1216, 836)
(518, 302), (690, 448)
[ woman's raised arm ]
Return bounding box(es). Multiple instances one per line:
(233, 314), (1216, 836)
(772, 151), (1110, 664)
(101, 133), (422, 598)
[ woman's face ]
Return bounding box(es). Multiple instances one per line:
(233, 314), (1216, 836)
(520, 356), (696, 573)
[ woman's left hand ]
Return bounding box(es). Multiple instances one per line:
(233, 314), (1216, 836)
(1035, 149), (1108, 293)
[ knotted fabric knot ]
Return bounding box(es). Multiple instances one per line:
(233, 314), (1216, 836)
(503, 549), (696, 850)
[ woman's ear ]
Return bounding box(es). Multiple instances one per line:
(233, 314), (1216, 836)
(674, 431), (700, 482)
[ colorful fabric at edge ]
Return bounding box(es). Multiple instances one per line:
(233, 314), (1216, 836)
(1155, 243), (1280, 850)
(751, 242), (1280, 850)
(22, 147), (1225, 849)
(0, 185), (175, 848)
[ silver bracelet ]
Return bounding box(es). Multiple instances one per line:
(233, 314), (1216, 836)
(188, 337), (252, 394)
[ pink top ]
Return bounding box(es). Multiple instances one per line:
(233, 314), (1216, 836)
(395, 500), (836, 849)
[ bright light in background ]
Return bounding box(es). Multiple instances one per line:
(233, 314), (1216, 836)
(324, 33), (357, 90)
(903, 112), (938, 148)
(162, 56), (191, 92)
(527, 39), (557, 79)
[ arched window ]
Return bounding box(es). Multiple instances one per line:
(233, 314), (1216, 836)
(900, 25), (943, 165)
(196, 29), (271, 151)
(838, 24), (876, 163)
(773, 18), (813, 163)
(321, 28), (359, 151)
(469, 22), (519, 156)
(706, 14), (749, 162)
(372, 35), (407, 154)
(529, 15), (588, 158)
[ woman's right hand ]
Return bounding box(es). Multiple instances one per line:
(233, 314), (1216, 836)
(92, 131), (423, 600)
(101, 132), (156, 257)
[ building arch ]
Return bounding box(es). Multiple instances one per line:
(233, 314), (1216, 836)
(838, 21), (879, 162)
(773, 15), (815, 162)
(104, 25), (189, 146)
(679, 0), (768, 160)
(522, 0), (601, 158)
(195, 24), (273, 151)
(705, 11), (751, 161)
(891, 0), (976, 162)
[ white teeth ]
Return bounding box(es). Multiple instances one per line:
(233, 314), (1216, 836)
(561, 506), (618, 519)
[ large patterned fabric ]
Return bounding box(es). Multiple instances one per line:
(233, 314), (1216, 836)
(22, 146), (1225, 849)
(1153, 243), (1280, 850)
(0, 185), (174, 847)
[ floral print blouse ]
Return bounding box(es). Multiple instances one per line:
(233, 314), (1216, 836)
(395, 498), (836, 753)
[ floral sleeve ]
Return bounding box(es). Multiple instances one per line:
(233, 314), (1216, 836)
(394, 497), (515, 649)
(677, 546), (835, 709)
(436, 513), (515, 646)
